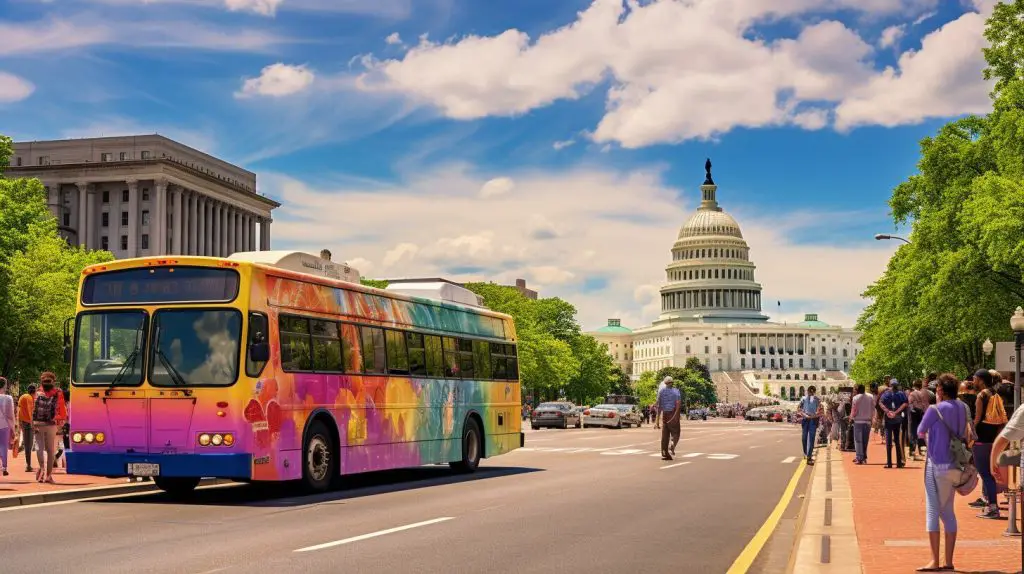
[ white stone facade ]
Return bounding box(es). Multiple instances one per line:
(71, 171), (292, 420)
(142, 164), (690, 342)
(588, 163), (861, 399)
(8, 135), (279, 258)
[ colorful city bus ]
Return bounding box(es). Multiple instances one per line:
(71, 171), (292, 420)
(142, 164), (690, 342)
(64, 251), (523, 495)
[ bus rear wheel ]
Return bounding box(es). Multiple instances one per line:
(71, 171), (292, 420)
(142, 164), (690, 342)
(302, 419), (337, 493)
(450, 418), (482, 474)
(154, 477), (200, 497)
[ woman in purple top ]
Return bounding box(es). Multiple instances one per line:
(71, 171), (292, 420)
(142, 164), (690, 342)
(915, 374), (968, 572)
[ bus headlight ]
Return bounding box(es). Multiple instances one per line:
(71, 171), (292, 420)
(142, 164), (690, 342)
(223, 434), (234, 446)
(95, 432), (105, 444)
(84, 433), (95, 443)
(211, 434), (223, 446)
(198, 433), (211, 446)
(72, 432), (83, 444)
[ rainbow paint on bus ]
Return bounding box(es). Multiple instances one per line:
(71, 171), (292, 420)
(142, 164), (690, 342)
(66, 251), (522, 494)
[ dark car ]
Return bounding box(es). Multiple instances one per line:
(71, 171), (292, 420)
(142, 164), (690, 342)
(530, 402), (580, 430)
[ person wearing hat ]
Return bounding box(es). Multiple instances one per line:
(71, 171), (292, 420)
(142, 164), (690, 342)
(656, 377), (681, 461)
(879, 378), (909, 468)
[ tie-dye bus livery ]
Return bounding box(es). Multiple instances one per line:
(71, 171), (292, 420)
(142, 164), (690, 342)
(65, 251), (523, 495)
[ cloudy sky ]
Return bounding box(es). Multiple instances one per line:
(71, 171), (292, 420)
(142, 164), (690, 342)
(0, 0), (995, 331)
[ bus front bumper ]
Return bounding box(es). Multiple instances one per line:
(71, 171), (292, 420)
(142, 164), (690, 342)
(67, 452), (252, 479)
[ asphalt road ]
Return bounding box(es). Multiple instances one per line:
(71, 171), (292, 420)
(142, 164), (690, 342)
(0, 419), (803, 574)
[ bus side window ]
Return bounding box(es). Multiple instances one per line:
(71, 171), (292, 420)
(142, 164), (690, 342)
(340, 323), (362, 374)
(472, 340), (492, 380)
(406, 332), (427, 376)
(424, 335), (444, 378)
(246, 312), (269, 377)
(442, 337), (459, 378)
(457, 338), (475, 379)
(311, 320), (342, 372)
(360, 326), (387, 374)
(506, 344), (519, 380)
(490, 342), (507, 380)
(280, 316), (312, 371)
(386, 330), (409, 375)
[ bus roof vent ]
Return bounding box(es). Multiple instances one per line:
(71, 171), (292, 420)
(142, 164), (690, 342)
(385, 280), (485, 308)
(229, 251), (361, 283)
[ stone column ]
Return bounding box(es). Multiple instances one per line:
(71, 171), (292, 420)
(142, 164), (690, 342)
(260, 218), (271, 250)
(126, 178), (139, 257)
(213, 203), (222, 257)
(155, 178), (168, 255)
(76, 182), (89, 247)
(197, 196), (206, 256)
(171, 187), (183, 255)
(249, 216), (256, 251)
(189, 192), (199, 255)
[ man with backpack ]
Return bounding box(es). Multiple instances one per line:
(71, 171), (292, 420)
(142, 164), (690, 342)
(32, 372), (67, 484)
(971, 369), (1007, 519)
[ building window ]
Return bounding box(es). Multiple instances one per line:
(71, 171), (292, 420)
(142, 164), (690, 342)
(63, 213), (70, 227)
(102, 191), (109, 203)
(101, 213), (109, 227)
(142, 210), (150, 225)
(38, 156), (48, 166)
(141, 234), (149, 250)
(142, 188), (149, 201)
(101, 153), (113, 162)
(122, 190), (129, 202)
(120, 235), (128, 251)
(740, 358), (746, 369)
(704, 346), (709, 354)
(100, 236), (108, 250)
(717, 346), (722, 354)
(121, 211), (128, 226)
(14, 157), (21, 166)
(685, 345), (690, 353)
(120, 152), (128, 161)
(141, 151), (151, 160)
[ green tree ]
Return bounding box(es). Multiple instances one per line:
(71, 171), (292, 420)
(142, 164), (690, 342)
(565, 335), (615, 405)
(360, 278), (389, 289)
(635, 370), (658, 406)
(608, 366), (631, 396)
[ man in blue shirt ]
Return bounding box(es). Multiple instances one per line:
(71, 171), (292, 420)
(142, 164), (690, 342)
(879, 378), (909, 468)
(799, 386), (823, 465)
(657, 377), (682, 461)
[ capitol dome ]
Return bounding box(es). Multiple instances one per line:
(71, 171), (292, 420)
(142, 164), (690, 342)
(658, 160), (768, 324)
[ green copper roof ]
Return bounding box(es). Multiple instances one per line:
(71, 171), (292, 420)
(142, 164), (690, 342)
(595, 319), (633, 333)
(796, 313), (830, 328)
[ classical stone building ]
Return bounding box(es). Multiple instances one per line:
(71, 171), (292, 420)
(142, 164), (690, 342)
(7, 135), (279, 258)
(589, 161), (860, 402)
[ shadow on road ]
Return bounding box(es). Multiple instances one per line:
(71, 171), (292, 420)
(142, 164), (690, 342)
(90, 465), (543, 508)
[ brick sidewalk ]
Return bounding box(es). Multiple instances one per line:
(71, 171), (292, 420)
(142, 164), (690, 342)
(847, 435), (1021, 574)
(0, 447), (129, 496)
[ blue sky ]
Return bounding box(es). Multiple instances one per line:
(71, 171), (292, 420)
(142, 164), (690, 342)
(0, 0), (996, 331)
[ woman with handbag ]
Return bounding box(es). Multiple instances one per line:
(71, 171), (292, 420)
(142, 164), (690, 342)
(915, 374), (975, 572)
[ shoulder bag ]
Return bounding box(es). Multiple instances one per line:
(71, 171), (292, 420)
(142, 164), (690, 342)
(933, 403), (979, 495)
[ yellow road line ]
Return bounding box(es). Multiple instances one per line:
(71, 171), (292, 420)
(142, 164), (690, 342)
(725, 459), (807, 574)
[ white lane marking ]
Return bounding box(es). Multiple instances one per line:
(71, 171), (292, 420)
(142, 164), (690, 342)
(682, 452), (704, 458)
(294, 517), (455, 553)
(707, 454), (739, 460)
(660, 462), (691, 470)
(0, 482), (238, 513)
(782, 456), (797, 463)
(600, 449), (647, 456)
(749, 446), (760, 449)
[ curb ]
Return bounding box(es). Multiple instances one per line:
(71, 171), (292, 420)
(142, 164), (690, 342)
(785, 453), (817, 574)
(0, 478), (231, 509)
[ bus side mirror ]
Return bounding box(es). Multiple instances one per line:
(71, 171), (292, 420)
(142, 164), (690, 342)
(249, 340), (270, 363)
(62, 316), (73, 364)
(63, 346), (72, 364)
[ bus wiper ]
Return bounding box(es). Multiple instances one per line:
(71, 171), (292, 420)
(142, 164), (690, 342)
(155, 347), (188, 387)
(109, 348), (140, 388)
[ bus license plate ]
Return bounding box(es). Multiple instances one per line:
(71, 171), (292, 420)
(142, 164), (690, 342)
(128, 463), (160, 477)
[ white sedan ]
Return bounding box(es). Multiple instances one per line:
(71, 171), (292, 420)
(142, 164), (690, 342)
(583, 404), (638, 429)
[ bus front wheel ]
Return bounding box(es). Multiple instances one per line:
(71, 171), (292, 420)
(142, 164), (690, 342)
(450, 418), (482, 474)
(154, 477), (200, 497)
(302, 419), (337, 493)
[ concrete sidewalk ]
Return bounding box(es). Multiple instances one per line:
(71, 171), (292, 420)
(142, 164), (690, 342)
(791, 436), (1023, 573)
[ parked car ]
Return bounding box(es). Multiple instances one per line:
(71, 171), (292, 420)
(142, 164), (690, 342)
(615, 405), (643, 427)
(530, 402), (580, 430)
(583, 404), (632, 429)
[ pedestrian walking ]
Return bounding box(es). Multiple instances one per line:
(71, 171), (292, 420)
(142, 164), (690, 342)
(798, 386), (822, 465)
(32, 372), (67, 484)
(880, 379), (908, 468)
(850, 383), (875, 464)
(654, 377), (668, 430)
(915, 374), (972, 572)
(908, 379), (932, 461)
(0, 377), (15, 477)
(971, 369), (1007, 519)
(657, 377), (681, 461)
(17, 383), (35, 472)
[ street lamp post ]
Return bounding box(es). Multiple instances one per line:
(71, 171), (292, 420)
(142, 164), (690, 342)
(1007, 308), (1024, 541)
(984, 338), (994, 370)
(874, 233), (911, 244)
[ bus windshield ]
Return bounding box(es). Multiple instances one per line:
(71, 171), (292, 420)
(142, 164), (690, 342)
(149, 308), (242, 387)
(73, 310), (148, 385)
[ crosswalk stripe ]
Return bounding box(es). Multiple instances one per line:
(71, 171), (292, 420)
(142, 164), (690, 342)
(660, 462), (691, 470)
(682, 452), (704, 458)
(782, 456), (797, 463)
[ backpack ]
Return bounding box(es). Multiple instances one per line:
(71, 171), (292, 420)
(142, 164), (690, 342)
(33, 393), (58, 424)
(983, 390), (1008, 425)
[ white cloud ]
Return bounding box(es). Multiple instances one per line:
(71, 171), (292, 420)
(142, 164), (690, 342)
(0, 72), (35, 103)
(878, 24), (905, 48)
(42, 0), (416, 18)
(263, 163), (894, 332)
(835, 10), (992, 129)
(224, 0), (282, 15)
(60, 116), (218, 153)
(356, 0), (986, 146)
(791, 109), (830, 130)
(237, 63), (315, 98)
(479, 176), (515, 198)
(385, 32), (403, 45)
(553, 139), (576, 150)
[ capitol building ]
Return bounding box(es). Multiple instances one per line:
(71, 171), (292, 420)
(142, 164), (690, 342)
(590, 161), (860, 403)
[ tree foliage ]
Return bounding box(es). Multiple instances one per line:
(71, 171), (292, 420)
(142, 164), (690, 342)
(853, 4), (1024, 383)
(0, 133), (113, 383)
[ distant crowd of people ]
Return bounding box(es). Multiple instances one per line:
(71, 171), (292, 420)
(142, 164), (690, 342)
(0, 372), (70, 483)
(796, 369), (1022, 572)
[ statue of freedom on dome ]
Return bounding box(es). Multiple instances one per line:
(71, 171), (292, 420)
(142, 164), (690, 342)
(703, 158), (715, 186)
